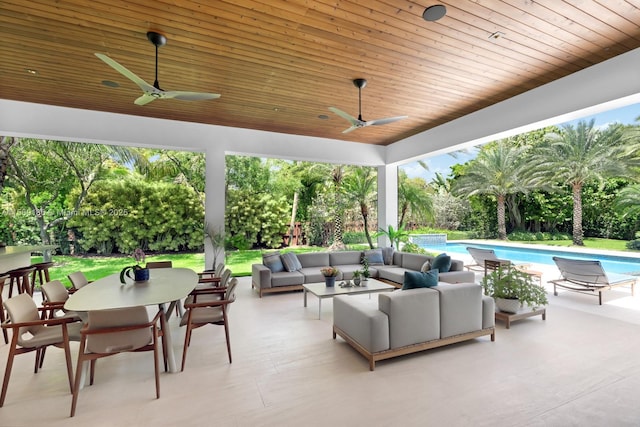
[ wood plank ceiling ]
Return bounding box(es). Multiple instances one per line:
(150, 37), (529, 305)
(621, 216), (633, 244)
(1, 1), (639, 146)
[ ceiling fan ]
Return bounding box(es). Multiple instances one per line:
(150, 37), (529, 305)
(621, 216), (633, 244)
(329, 78), (408, 133)
(95, 31), (221, 106)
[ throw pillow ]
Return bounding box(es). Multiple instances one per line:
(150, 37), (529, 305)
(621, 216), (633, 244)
(281, 252), (302, 272)
(364, 248), (384, 265)
(263, 251), (285, 273)
(431, 253), (452, 273)
(381, 247), (394, 265)
(402, 269), (439, 290)
(420, 260), (431, 272)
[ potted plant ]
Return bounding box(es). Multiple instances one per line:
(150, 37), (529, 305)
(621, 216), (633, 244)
(120, 248), (150, 283)
(352, 270), (362, 286)
(481, 266), (548, 314)
(360, 256), (370, 282)
(320, 266), (340, 287)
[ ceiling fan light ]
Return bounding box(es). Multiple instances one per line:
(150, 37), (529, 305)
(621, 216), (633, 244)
(423, 5), (447, 22)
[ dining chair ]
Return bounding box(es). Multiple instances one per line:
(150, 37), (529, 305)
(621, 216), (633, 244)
(197, 262), (225, 284)
(145, 261), (183, 318)
(185, 268), (232, 306)
(1, 293), (79, 407)
(146, 261), (173, 269)
(70, 306), (163, 417)
(67, 271), (91, 293)
(41, 280), (82, 321)
(0, 274), (8, 344)
(180, 278), (237, 371)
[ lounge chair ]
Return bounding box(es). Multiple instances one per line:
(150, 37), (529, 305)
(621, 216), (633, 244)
(550, 256), (637, 305)
(465, 247), (512, 273)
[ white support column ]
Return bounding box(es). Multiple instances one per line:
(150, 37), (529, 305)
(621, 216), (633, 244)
(377, 165), (398, 248)
(204, 145), (226, 270)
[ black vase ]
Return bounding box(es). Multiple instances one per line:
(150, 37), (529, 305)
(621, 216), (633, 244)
(325, 276), (336, 287)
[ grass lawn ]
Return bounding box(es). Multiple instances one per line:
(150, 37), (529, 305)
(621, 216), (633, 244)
(512, 237), (631, 252)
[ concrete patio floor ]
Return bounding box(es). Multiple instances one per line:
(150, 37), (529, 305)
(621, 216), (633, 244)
(1, 271), (640, 426)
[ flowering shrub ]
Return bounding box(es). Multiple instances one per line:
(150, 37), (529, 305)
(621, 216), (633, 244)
(320, 266), (340, 277)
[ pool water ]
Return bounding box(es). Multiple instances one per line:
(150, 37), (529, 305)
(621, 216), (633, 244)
(420, 242), (640, 275)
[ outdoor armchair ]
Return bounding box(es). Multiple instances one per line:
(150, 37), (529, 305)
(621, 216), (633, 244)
(67, 271), (91, 293)
(180, 278), (237, 370)
(1, 293), (80, 407)
(70, 306), (163, 417)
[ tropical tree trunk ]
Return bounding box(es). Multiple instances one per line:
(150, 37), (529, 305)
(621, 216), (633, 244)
(360, 202), (374, 249)
(497, 194), (507, 240)
(572, 183), (584, 246)
(330, 194), (345, 250)
(289, 191), (299, 246)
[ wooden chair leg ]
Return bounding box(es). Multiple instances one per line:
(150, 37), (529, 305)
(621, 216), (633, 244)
(0, 309), (8, 344)
(1, 334), (19, 407)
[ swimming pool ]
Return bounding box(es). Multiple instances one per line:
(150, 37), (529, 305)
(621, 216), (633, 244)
(419, 241), (640, 275)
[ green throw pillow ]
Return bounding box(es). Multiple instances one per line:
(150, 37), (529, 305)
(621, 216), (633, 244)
(431, 253), (451, 273)
(402, 269), (439, 290)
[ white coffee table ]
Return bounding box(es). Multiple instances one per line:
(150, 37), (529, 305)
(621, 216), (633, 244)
(303, 278), (395, 319)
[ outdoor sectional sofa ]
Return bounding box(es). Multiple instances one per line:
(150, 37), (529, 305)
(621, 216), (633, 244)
(251, 249), (475, 297)
(333, 282), (496, 370)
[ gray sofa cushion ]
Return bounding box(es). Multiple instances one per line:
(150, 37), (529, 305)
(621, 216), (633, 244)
(376, 266), (406, 284)
(281, 252), (302, 272)
(334, 296), (390, 353)
(379, 288), (440, 348)
(329, 251), (362, 266)
(298, 252), (330, 268)
(300, 268), (325, 283)
(401, 253), (431, 271)
(270, 270), (305, 287)
(381, 247), (394, 265)
(435, 283), (482, 338)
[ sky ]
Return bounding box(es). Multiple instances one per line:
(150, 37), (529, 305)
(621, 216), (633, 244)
(401, 102), (640, 183)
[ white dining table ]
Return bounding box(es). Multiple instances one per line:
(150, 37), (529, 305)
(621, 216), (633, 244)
(64, 267), (198, 374)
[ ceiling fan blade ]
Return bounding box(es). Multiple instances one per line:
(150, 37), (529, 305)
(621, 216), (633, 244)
(367, 115), (409, 126)
(162, 91), (221, 101)
(134, 93), (158, 106)
(95, 53), (155, 93)
(341, 125), (359, 134)
(328, 107), (362, 126)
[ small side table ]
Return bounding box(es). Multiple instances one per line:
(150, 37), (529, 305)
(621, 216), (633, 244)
(495, 308), (546, 329)
(484, 259), (511, 276)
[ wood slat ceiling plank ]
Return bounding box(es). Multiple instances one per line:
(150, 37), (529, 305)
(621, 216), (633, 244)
(298, 3), (559, 88)
(543, 0), (640, 46)
(335, 0), (586, 77)
(480, 0), (619, 62)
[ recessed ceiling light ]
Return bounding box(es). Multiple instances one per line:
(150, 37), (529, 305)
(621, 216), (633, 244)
(25, 68), (38, 75)
(101, 80), (120, 88)
(422, 5), (446, 22)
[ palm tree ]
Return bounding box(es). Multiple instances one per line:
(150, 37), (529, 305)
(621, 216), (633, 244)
(452, 141), (539, 240)
(398, 173), (433, 229)
(532, 119), (635, 245)
(342, 166), (377, 248)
